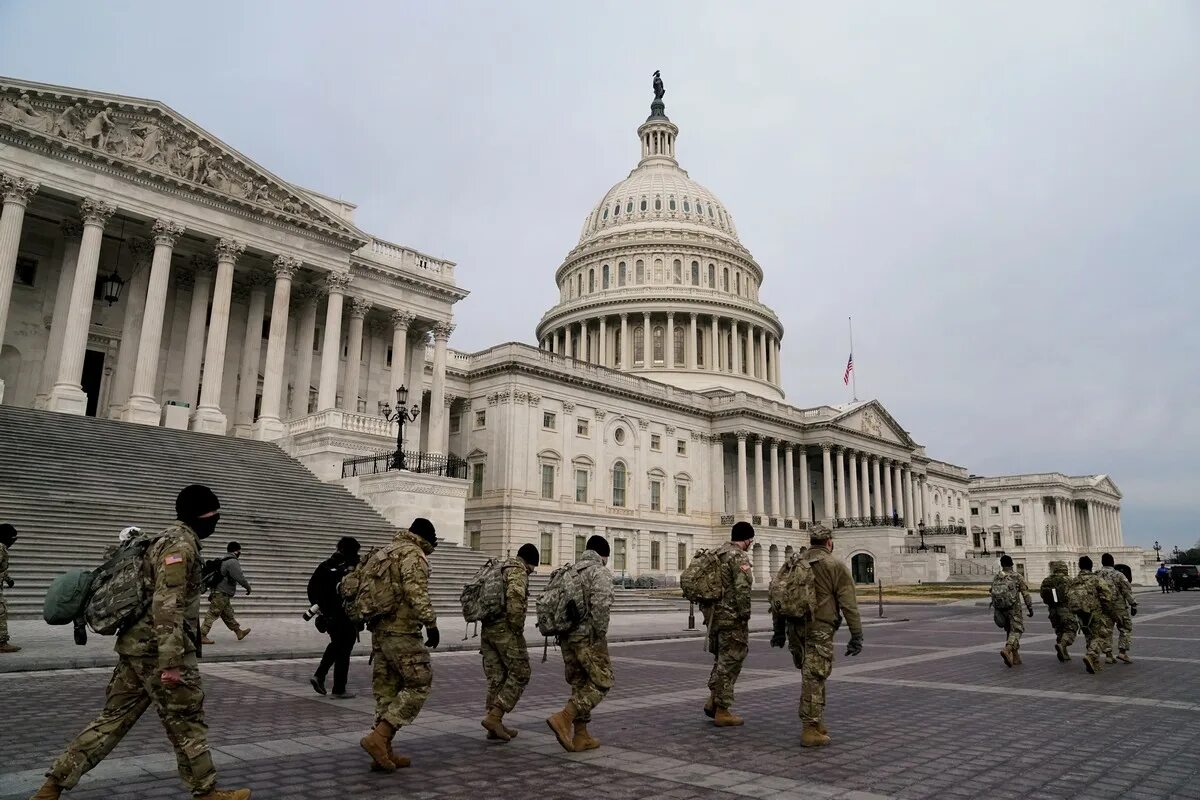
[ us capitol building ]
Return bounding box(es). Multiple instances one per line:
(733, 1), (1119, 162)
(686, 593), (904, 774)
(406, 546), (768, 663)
(0, 75), (1142, 585)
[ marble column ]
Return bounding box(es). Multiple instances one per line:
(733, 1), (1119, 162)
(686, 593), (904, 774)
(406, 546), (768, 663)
(390, 310), (415, 398)
(178, 257), (214, 410)
(904, 466), (916, 528)
(735, 431), (749, 518)
(289, 285), (320, 417)
(848, 451), (860, 520)
(821, 444), (834, 525)
(0, 174), (39, 356)
(48, 198), (115, 414)
(769, 439), (781, 518)
(190, 238), (244, 433)
(642, 312), (651, 366)
(783, 444), (796, 521)
(871, 456), (883, 519)
(860, 454), (872, 521)
(835, 447), (847, 522)
(123, 220), (185, 424)
(427, 321), (454, 455)
(799, 447), (812, 523)
(757, 329), (768, 379)
(921, 477), (931, 525)
(253, 255), (300, 438)
(710, 435), (725, 516)
(577, 321), (586, 361)
(342, 297), (371, 413)
(619, 313), (629, 368)
(233, 273), (270, 435)
(107, 238), (155, 417)
(688, 313), (698, 370)
(36, 220), (83, 408)
(881, 459), (894, 519)
(316, 273), (350, 411)
(598, 316), (607, 367)
(708, 316), (718, 371)
(753, 436), (766, 515)
(731, 320), (742, 374)
(665, 312), (674, 368)
(773, 338), (782, 384)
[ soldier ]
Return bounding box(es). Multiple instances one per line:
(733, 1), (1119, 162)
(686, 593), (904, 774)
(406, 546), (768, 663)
(1098, 552), (1137, 664)
(480, 542), (539, 742)
(1039, 560), (1079, 661)
(200, 541), (252, 644)
(30, 485), (251, 800)
(0, 523), (17, 654)
(702, 521), (755, 727)
(546, 535), (614, 753)
(770, 525), (862, 747)
(1071, 555), (1118, 675)
(358, 518), (440, 773)
(991, 554), (1034, 667)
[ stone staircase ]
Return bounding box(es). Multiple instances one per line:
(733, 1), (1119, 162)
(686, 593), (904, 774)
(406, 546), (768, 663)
(0, 407), (682, 620)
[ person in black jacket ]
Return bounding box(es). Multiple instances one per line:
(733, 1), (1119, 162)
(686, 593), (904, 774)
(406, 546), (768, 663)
(309, 536), (362, 699)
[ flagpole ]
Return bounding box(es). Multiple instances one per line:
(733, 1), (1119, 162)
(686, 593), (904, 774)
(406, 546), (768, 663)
(848, 316), (858, 402)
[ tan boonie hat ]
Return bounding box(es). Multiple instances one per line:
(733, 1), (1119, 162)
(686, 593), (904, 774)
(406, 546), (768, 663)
(808, 523), (833, 542)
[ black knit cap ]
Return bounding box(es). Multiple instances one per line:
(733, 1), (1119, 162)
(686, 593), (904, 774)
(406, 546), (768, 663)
(517, 543), (540, 566)
(0, 523), (16, 545)
(731, 521), (755, 542)
(586, 535), (610, 558)
(176, 484), (220, 520)
(410, 517), (437, 546)
(1079, 555), (1093, 571)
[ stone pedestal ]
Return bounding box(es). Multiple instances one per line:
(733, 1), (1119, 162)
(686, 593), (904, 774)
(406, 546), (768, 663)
(339, 471), (468, 546)
(190, 406), (229, 435)
(161, 403), (190, 430)
(124, 395), (165, 426)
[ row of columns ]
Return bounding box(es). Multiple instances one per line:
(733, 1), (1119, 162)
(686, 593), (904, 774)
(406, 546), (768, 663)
(540, 311), (781, 385)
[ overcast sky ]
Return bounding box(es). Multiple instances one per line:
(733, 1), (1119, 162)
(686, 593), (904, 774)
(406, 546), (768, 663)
(2, 2), (1196, 551)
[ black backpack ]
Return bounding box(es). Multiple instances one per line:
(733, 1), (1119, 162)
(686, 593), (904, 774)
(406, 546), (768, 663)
(202, 555), (233, 591)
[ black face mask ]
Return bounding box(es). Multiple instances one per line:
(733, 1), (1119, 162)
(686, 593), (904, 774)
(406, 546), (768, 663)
(188, 514), (220, 540)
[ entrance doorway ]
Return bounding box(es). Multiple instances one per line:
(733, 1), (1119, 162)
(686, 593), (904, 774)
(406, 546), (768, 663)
(81, 349), (105, 417)
(851, 553), (875, 584)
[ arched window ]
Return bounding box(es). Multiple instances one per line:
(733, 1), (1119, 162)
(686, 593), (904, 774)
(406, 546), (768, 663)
(683, 199), (690, 213)
(640, 198), (647, 212)
(612, 463), (627, 507)
(652, 326), (665, 364)
(708, 263), (715, 287)
(668, 197), (676, 211)
(618, 261), (626, 286)
(654, 196), (662, 211)
(588, 268), (595, 293)
(602, 264), (610, 289)
(673, 259), (682, 284)
(633, 326), (645, 365)
(673, 326), (685, 366)
(613, 203), (620, 217)
(576, 274), (582, 296)
(723, 268), (730, 291)
(697, 201), (704, 216)
(709, 205), (715, 219)
(636, 260), (645, 283)
(690, 261), (699, 285)
(602, 207), (608, 220)
(626, 201), (633, 214)
(653, 259), (663, 283)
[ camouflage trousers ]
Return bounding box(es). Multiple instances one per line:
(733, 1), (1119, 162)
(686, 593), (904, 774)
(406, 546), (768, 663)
(0, 588), (8, 644)
(561, 635), (613, 723)
(200, 592), (241, 637)
(1079, 612), (1109, 667)
(707, 622), (749, 709)
(47, 655), (215, 795)
(372, 632), (432, 728)
(1110, 607), (1133, 653)
(787, 620), (835, 724)
(1000, 608), (1025, 652)
(1048, 607), (1079, 648)
(481, 621), (531, 713)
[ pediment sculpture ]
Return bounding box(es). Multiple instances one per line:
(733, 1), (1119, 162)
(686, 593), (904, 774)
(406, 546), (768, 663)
(859, 409), (883, 438)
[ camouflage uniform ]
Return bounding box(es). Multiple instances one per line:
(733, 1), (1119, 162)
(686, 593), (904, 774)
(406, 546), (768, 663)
(1071, 568), (1118, 670)
(369, 529), (436, 729)
(1098, 565), (1136, 655)
(785, 546), (861, 724)
(0, 542), (9, 645)
(1040, 561), (1078, 653)
(481, 558), (531, 712)
(992, 569), (1033, 654)
(559, 550), (614, 722)
(45, 523), (219, 796)
(201, 557), (250, 638)
(703, 541), (753, 710)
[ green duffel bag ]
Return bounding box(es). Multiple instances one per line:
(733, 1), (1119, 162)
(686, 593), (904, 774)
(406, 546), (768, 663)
(43, 568), (94, 625)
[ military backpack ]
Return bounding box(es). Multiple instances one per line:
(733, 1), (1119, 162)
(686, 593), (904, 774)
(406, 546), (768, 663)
(460, 558), (508, 623)
(84, 533), (165, 636)
(535, 561), (589, 636)
(201, 555), (234, 592)
(43, 569), (95, 625)
(679, 548), (725, 603)
(1040, 574), (1070, 608)
(989, 573), (1020, 611)
(339, 546), (388, 625)
(769, 548), (816, 620)
(1066, 576), (1101, 616)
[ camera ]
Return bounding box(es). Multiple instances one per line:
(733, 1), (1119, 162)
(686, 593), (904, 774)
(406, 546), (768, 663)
(302, 603), (321, 621)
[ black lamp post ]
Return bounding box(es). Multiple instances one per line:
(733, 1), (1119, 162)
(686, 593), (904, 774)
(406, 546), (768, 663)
(918, 521), (928, 552)
(1153, 540), (1162, 562)
(379, 385), (421, 471)
(1173, 545), (1182, 562)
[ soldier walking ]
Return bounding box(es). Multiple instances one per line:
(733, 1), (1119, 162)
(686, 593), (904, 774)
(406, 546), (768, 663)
(770, 525), (862, 747)
(1098, 553), (1137, 664)
(480, 543), (539, 741)
(358, 518), (440, 773)
(30, 485), (251, 800)
(990, 554), (1034, 666)
(546, 535), (614, 753)
(1070, 555), (1119, 675)
(702, 521), (755, 727)
(0, 524), (18, 653)
(308, 536), (363, 699)
(200, 541), (252, 644)
(1040, 560), (1079, 661)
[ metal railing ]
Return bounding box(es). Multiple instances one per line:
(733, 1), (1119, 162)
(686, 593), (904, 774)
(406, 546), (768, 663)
(922, 525), (968, 536)
(836, 516), (907, 529)
(341, 449), (468, 479)
(901, 545), (947, 554)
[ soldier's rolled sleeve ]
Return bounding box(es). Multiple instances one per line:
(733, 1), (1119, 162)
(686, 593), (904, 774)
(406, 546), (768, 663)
(505, 566), (528, 632)
(834, 566), (863, 637)
(590, 570), (614, 639)
(153, 541), (192, 670)
(399, 551), (437, 628)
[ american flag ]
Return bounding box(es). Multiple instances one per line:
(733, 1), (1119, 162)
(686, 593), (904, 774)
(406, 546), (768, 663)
(843, 352), (854, 385)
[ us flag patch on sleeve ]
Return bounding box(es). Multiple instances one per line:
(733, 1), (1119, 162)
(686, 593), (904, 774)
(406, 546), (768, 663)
(164, 555), (183, 566)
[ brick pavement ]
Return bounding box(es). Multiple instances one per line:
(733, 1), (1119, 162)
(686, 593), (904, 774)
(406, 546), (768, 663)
(1, 595), (1197, 799)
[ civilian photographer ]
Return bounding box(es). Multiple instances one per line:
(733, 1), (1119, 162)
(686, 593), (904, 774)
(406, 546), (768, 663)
(308, 536), (362, 699)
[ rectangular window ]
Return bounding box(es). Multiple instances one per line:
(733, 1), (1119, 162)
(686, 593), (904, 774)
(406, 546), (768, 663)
(676, 439), (687, 456)
(650, 480), (661, 511)
(677, 484), (688, 514)
(577, 418), (589, 437)
(650, 541), (661, 571)
(14, 256), (37, 287)
(1015, 563), (1026, 576)
(1014, 532), (1024, 547)
(543, 411), (556, 430)
(449, 414), (461, 434)
(970, 507), (979, 516)
(677, 542), (688, 571)
(575, 535), (587, 561)
(474, 410), (487, 429)
(614, 539), (627, 572)
(993, 531), (1002, 548)
(650, 434), (661, 451)
(386, 346), (393, 368)
(575, 469), (588, 503)
(471, 463), (484, 498)
(1011, 504), (1021, 513)
(540, 532), (554, 565)
(990, 506), (999, 515)
(541, 464), (555, 499)
(313, 326), (323, 352)
(468, 524), (481, 551)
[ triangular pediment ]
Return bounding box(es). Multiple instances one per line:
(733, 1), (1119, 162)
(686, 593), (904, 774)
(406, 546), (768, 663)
(831, 400), (912, 446)
(0, 77), (366, 246)
(1091, 475), (1121, 498)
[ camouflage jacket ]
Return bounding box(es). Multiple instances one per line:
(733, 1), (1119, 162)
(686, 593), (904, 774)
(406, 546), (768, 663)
(115, 522), (203, 670)
(565, 550), (613, 643)
(500, 557), (530, 633)
(371, 529), (437, 637)
(706, 541), (753, 629)
(0, 542), (8, 586)
(807, 547), (862, 636)
(1098, 566), (1136, 610)
(996, 570), (1034, 611)
(1072, 569), (1119, 618)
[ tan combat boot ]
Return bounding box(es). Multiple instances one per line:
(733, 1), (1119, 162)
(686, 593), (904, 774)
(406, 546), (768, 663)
(236, 628), (252, 641)
(816, 718), (829, 737)
(1117, 650), (1133, 664)
(703, 691), (715, 719)
(1054, 643), (1067, 662)
(0, 643), (21, 653)
(360, 720), (397, 771)
(201, 636), (215, 645)
(369, 741), (411, 771)
(481, 707), (511, 742)
(1082, 654), (1097, 674)
(713, 707), (745, 727)
(546, 702), (578, 752)
(572, 720), (600, 751)
(1011, 650), (1022, 666)
(194, 789), (252, 800)
(800, 722), (831, 747)
(1000, 647), (1013, 667)
(28, 777), (61, 799)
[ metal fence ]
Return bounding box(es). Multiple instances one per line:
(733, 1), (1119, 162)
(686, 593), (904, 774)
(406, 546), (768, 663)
(341, 449), (468, 479)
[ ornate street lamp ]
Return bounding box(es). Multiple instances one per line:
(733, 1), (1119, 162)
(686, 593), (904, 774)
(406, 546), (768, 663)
(918, 521), (928, 552)
(1153, 540), (1162, 562)
(379, 385), (421, 471)
(99, 269), (125, 305)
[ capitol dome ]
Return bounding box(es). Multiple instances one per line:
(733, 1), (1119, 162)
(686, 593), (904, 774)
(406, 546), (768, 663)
(537, 78), (784, 401)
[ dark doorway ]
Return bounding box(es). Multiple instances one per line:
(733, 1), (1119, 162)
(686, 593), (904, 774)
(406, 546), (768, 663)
(851, 553), (875, 584)
(81, 349), (105, 417)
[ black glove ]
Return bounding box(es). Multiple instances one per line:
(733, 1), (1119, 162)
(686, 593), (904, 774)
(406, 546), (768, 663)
(845, 633), (863, 657)
(770, 614), (787, 648)
(73, 618), (88, 646)
(1026, 606), (1034, 618)
(4, 577), (13, 588)
(425, 626), (440, 649)
(1130, 605), (1138, 617)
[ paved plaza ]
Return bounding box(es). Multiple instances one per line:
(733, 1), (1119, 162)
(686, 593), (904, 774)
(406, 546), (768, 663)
(2, 592), (1198, 800)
